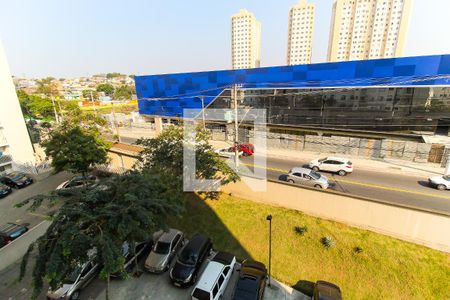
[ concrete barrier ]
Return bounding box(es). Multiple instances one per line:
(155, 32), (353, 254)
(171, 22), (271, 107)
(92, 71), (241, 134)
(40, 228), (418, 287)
(0, 221), (50, 272)
(222, 177), (450, 253)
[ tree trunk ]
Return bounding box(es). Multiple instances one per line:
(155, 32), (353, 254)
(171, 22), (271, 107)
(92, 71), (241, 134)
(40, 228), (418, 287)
(105, 275), (110, 300)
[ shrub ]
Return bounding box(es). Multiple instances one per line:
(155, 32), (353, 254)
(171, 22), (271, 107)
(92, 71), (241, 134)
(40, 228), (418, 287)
(353, 246), (363, 253)
(294, 225), (308, 236)
(321, 236), (334, 248)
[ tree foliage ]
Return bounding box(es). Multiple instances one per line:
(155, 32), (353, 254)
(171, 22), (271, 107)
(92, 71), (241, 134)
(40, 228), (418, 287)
(43, 126), (109, 175)
(113, 85), (134, 100)
(17, 171), (183, 299)
(136, 126), (239, 198)
(96, 83), (115, 96)
(36, 77), (59, 96)
(82, 89), (98, 100)
(17, 90), (56, 119)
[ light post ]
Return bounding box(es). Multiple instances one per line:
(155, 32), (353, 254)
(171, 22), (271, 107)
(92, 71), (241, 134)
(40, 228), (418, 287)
(266, 214), (272, 287)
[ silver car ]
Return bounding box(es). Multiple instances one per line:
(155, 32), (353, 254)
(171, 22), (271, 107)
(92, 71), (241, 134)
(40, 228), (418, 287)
(47, 260), (99, 300)
(286, 167), (329, 189)
(145, 229), (184, 273)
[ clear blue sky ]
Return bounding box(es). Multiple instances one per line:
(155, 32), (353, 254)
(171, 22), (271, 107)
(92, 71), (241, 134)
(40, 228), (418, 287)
(0, 0), (449, 78)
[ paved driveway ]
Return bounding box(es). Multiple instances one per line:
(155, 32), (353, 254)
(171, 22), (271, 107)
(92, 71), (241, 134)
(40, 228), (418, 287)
(81, 251), (308, 300)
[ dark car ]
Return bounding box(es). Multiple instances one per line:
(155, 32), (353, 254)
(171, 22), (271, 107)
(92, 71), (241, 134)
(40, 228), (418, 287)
(0, 223), (29, 248)
(232, 260), (267, 300)
(169, 233), (213, 287)
(313, 281), (342, 300)
(0, 172), (33, 189)
(110, 241), (152, 278)
(0, 183), (12, 198)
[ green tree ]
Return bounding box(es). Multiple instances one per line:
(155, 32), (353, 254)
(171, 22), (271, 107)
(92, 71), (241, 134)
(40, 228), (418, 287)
(28, 95), (55, 118)
(136, 126), (239, 199)
(106, 72), (122, 79)
(43, 126), (109, 176)
(36, 77), (58, 96)
(113, 85), (134, 100)
(17, 170), (183, 300)
(82, 89), (98, 100)
(17, 89), (31, 115)
(96, 83), (115, 96)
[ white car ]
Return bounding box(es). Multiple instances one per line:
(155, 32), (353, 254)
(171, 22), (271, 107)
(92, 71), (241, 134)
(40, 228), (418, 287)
(309, 157), (353, 176)
(56, 175), (98, 190)
(215, 147), (243, 158)
(191, 251), (236, 300)
(428, 175), (450, 190)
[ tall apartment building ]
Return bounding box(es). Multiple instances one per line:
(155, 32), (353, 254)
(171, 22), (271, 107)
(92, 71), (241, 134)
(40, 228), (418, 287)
(287, 0), (315, 65)
(0, 40), (35, 174)
(231, 9), (262, 69)
(327, 0), (413, 62)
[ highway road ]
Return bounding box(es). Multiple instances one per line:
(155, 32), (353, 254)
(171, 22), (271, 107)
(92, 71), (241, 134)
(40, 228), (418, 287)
(104, 133), (450, 215)
(239, 155), (450, 215)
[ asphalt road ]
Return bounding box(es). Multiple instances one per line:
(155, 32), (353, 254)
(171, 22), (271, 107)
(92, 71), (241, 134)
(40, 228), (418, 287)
(0, 172), (71, 229)
(104, 133), (450, 215)
(239, 155), (450, 215)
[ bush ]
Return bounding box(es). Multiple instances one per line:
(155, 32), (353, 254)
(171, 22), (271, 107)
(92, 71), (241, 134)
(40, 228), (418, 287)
(294, 225), (308, 236)
(353, 246), (363, 253)
(321, 236), (334, 248)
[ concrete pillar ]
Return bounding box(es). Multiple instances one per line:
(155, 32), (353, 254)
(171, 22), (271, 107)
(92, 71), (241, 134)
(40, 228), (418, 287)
(155, 117), (163, 135)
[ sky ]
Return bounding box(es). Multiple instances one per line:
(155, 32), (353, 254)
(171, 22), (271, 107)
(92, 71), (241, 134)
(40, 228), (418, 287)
(0, 0), (449, 78)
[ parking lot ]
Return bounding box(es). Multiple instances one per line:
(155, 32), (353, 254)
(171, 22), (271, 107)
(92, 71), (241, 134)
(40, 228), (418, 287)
(80, 249), (307, 300)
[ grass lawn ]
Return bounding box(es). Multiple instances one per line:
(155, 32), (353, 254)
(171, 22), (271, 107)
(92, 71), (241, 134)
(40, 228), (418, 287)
(169, 193), (450, 300)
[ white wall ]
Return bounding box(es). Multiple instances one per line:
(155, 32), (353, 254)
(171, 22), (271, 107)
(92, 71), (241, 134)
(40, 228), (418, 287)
(0, 39), (35, 165)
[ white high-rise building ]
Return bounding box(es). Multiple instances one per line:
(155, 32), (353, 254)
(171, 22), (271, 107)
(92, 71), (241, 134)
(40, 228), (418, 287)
(287, 0), (315, 65)
(231, 9), (262, 69)
(0, 39), (35, 174)
(327, 0), (413, 62)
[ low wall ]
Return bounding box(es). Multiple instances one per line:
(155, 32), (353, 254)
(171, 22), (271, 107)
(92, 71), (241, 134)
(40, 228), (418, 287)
(246, 132), (433, 163)
(0, 221), (50, 272)
(222, 177), (450, 253)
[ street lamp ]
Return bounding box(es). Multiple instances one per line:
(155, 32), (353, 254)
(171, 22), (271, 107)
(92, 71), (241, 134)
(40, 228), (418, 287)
(266, 214), (272, 287)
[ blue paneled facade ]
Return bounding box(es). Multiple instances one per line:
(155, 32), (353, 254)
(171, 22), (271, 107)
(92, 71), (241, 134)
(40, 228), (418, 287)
(135, 55), (450, 117)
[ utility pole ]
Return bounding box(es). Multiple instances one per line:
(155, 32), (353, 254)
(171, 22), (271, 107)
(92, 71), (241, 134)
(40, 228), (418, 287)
(111, 101), (121, 143)
(233, 84), (239, 170)
(200, 96), (206, 130)
(56, 97), (64, 121)
(50, 96), (60, 124)
(90, 91), (97, 116)
(445, 151), (450, 175)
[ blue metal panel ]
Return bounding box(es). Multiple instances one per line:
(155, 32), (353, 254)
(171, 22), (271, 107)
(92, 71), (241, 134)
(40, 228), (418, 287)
(135, 54), (450, 117)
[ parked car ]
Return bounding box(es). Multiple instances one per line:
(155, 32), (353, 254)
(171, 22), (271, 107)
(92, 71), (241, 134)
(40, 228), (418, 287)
(170, 233), (213, 287)
(232, 144), (255, 156)
(145, 228), (184, 273)
(215, 147), (243, 158)
(313, 280), (342, 300)
(428, 175), (450, 190)
(0, 172), (33, 188)
(47, 260), (100, 300)
(309, 157), (353, 176)
(286, 167), (329, 189)
(0, 223), (29, 248)
(0, 183), (12, 198)
(111, 241), (152, 278)
(191, 251), (236, 300)
(232, 260), (267, 300)
(56, 175), (98, 191)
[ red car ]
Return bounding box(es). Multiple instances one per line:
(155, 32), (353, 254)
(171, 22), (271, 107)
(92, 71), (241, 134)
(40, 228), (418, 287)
(232, 143), (254, 156)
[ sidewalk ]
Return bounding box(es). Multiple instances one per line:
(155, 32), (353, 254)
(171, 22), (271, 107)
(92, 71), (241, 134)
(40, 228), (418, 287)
(209, 140), (445, 177)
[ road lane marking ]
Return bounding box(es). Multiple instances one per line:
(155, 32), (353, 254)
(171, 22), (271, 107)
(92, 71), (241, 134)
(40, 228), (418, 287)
(241, 163), (450, 200)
